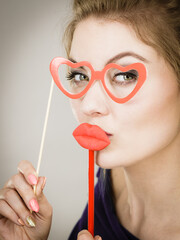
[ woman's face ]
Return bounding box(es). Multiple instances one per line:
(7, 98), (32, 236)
(69, 17), (180, 169)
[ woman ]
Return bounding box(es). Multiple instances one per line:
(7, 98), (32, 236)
(0, 0), (179, 239)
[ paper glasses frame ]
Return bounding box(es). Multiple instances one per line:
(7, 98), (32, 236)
(50, 57), (147, 103)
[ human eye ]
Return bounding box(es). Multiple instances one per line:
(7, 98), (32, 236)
(66, 71), (89, 86)
(113, 70), (138, 85)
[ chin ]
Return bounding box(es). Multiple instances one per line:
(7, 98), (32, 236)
(95, 150), (124, 169)
(95, 149), (142, 169)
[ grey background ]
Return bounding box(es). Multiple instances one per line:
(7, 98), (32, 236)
(0, 0), (98, 239)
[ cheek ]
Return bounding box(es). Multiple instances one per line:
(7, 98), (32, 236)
(96, 84), (180, 169)
(135, 86), (180, 150)
(69, 99), (83, 123)
(129, 62), (180, 148)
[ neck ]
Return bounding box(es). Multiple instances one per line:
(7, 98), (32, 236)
(112, 133), (180, 238)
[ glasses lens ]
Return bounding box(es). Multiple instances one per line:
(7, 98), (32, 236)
(104, 67), (139, 99)
(58, 63), (91, 95)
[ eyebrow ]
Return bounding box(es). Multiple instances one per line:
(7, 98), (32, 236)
(68, 58), (85, 70)
(105, 51), (149, 65)
(69, 51), (149, 66)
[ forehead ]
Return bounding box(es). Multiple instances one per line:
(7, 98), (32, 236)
(70, 17), (156, 69)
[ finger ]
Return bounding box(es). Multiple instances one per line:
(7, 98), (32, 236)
(94, 236), (102, 240)
(0, 188), (36, 228)
(35, 176), (46, 197)
(4, 173), (39, 213)
(35, 187), (53, 220)
(29, 176), (52, 220)
(77, 230), (94, 240)
(4, 174), (51, 221)
(0, 199), (21, 226)
(17, 160), (38, 186)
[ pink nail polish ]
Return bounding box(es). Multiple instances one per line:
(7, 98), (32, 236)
(29, 199), (39, 212)
(28, 174), (38, 185)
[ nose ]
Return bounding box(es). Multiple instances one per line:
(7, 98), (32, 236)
(80, 80), (110, 117)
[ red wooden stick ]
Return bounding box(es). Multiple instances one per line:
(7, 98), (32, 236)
(88, 150), (94, 237)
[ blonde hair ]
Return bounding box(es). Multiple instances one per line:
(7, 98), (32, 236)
(63, 0), (180, 83)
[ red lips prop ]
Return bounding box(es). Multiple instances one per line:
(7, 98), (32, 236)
(73, 123), (110, 237)
(73, 123), (110, 151)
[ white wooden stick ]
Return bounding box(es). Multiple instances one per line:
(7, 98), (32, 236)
(33, 79), (54, 194)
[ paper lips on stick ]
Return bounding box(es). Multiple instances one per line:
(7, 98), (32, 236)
(73, 123), (110, 237)
(73, 123), (110, 150)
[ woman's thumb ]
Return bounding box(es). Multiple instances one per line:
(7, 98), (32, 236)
(77, 230), (102, 240)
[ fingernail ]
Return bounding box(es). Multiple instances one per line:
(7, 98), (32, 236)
(18, 218), (24, 226)
(29, 199), (39, 212)
(28, 174), (38, 185)
(26, 216), (36, 227)
(41, 177), (47, 190)
(17, 167), (24, 174)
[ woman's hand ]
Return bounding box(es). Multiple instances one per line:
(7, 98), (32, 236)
(77, 230), (102, 240)
(0, 160), (53, 240)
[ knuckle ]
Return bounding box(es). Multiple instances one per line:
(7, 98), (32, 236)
(4, 188), (14, 200)
(18, 160), (32, 173)
(12, 174), (32, 195)
(21, 183), (31, 194)
(0, 199), (5, 208)
(3, 178), (12, 188)
(3, 173), (19, 188)
(18, 160), (27, 169)
(18, 159), (29, 167)
(12, 173), (22, 185)
(18, 160), (36, 178)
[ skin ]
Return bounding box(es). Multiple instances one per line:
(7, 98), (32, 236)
(0, 160), (52, 240)
(0, 16), (179, 240)
(69, 17), (180, 240)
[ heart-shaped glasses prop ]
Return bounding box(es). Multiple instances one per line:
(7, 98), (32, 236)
(31, 57), (146, 233)
(49, 57), (147, 103)
(49, 57), (147, 236)
(73, 123), (110, 236)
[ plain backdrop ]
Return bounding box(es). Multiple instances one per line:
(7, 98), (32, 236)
(0, 0), (98, 239)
